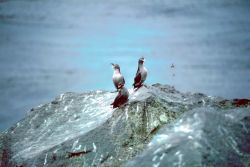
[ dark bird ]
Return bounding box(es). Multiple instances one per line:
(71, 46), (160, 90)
(133, 57), (147, 89)
(111, 63), (125, 91)
(111, 83), (129, 108)
(171, 63), (175, 68)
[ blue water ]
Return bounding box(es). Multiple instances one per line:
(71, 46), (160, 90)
(0, 0), (250, 131)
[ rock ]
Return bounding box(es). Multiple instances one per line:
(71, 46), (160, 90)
(124, 107), (250, 167)
(0, 84), (249, 167)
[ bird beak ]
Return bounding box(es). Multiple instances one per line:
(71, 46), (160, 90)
(141, 57), (145, 62)
(111, 63), (114, 68)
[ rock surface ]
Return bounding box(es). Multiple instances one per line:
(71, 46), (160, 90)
(0, 84), (249, 167)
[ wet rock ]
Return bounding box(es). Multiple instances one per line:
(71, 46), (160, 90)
(0, 84), (249, 167)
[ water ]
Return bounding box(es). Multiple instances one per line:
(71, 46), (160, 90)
(0, 0), (250, 131)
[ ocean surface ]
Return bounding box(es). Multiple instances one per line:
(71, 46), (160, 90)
(0, 0), (250, 131)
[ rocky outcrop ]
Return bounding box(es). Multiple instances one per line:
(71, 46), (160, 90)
(125, 107), (250, 167)
(0, 84), (249, 167)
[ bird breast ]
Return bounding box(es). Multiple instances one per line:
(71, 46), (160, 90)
(113, 73), (123, 83)
(140, 67), (147, 81)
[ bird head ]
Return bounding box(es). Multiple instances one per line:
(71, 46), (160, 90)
(111, 63), (120, 71)
(139, 57), (145, 64)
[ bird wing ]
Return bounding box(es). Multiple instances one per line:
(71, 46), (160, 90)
(134, 73), (141, 85)
(114, 94), (122, 103)
(112, 93), (123, 108)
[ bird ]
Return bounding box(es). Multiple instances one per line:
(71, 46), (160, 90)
(133, 57), (147, 89)
(111, 63), (125, 91)
(111, 83), (129, 108)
